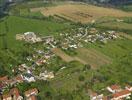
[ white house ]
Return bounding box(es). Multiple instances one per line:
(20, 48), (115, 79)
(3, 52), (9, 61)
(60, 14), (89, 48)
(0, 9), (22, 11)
(107, 85), (121, 93)
(90, 92), (104, 100)
(125, 85), (132, 92)
(23, 74), (35, 83)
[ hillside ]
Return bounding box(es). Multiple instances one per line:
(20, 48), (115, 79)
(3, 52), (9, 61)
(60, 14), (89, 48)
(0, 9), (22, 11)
(31, 3), (132, 23)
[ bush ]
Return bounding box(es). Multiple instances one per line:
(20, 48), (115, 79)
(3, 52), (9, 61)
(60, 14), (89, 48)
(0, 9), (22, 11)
(79, 75), (85, 81)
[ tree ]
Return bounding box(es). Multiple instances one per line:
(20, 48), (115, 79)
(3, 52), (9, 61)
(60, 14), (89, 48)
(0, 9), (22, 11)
(83, 64), (91, 71)
(78, 75), (85, 81)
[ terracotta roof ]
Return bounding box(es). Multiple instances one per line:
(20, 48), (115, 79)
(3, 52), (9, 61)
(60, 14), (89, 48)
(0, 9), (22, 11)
(110, 85), (121, 90)
(14, 75), (23, 82)
(5, 79), (16, 85)
(10, 88), (20, 98)
(0, 76), (8, 82)
(91, 92), (98, 97)
(112, 90), (131, 98)
(2, 93), (11, 99)
(0, 82), (6, 88)
(25, 88), (38, 96)
(126, 85), (131, 88)
(30, 95), (37, 100)
(103, 96), (108, 100)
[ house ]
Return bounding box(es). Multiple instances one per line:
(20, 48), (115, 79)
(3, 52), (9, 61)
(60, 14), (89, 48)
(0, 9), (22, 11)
(0, 76), (8, 83)
(36, 59), (46, 66)
(24, 88), (38, 98)
(10, 88), (23, 100)
(27, 95), (37, 100)
(23, 74), (35, 83)
(5, 79), (16, 86)
(18, 64), (28, 72)
(41, 36), (54, 44)
(14, 75), (24, 83)
(2, 93), (12, 100)
(111, 90), (131, 100)
(38, 71), (54, 80)
(107, 85), (121, 93)
(125, 85), (132, 92)
(90, 92), (104, 100)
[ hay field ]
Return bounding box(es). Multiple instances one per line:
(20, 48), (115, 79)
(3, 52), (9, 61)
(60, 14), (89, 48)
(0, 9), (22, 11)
(31, 3), (132, 23)
(52, 48), (111, 68)
(76, 48), (111, 68)
(52, 48), (74, 62)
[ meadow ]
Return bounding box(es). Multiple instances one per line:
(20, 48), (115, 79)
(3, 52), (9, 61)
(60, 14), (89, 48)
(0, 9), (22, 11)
(31, 3), (132, 23)
(0, 1), (132, 99)
(95, 21), (132, 33)
(0, 16), (72, 50)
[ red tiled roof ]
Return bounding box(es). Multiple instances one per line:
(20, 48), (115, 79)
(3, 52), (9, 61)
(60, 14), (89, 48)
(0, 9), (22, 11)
(110, 85), (121, 90)
(91, 92), (98, 97)
(14, 75), (23, 82)
(103, 96), (108, 100)
(10, 88), (20, 98)
(24, 88), (38, 96)
(30, 95), (37, 100)
(112, 90), (131, 98)
(5, 79), (16, 85)
(0, 76), (8, 82)
(2, 93), (11, 99)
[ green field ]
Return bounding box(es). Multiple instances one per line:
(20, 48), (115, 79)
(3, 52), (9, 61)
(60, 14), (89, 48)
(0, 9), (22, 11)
(0, 15), (72, 74)
(0, 16), (72, 49)
(95, 21), (132, 32)
(0, 1), (132, 99)
(120, 5), (132, 12)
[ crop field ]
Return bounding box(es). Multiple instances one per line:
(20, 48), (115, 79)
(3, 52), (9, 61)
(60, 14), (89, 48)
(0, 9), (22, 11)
(31, 3), (132, 23)
(95, 21), (132, 32)
(52, 48), (111, 68)
(75, 48), (111, 68)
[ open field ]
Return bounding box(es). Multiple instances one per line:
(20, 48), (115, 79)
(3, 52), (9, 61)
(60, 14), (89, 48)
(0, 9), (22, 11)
(52, 48), (74, 62)
(31, 3), (132, 23)
(95, 21), (132, 32)
(52, 48), (111, 68)
(0, 16), (72, 50)
(75, 48), (111, 68)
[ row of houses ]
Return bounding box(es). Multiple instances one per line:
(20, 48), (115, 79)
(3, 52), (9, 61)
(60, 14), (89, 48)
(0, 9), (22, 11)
(90, 84), (132, 100)
(0, 75), (38, 100)
(55, 27), (119, 51)
(1, 88), (38, 100)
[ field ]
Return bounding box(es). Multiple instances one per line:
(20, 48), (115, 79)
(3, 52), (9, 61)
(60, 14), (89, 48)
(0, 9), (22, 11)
(0, 16), (72, 50)
(95, 21), (132, 32)
(1, 1), (132, 99)
(120, 5), (132, 12)
(75, 48), (111, 68)
(0, 15), (73, 69)
(31, 3), (132, 23)
(52, 48), (111, 69)
(52, 48), (74, 62)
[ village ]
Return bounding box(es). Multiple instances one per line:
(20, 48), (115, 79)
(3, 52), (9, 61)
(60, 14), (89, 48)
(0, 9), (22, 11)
(90, 84), (132, 100)
(0, 27), (131, 100)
